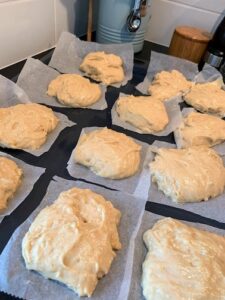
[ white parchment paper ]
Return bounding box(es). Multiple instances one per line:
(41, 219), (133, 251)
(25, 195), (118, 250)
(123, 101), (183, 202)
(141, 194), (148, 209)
(195, 63), (224, 84)
(0, 151), (45, 223)
(67, 127), (152, 199)
(17, 58), (107, 110)
(0, 176), (146, 300)
(0, 74), (30, 106)
(126, 211), (225, 300)
(111, 93), (182, 136)
(49, 32), (134, 87)
(0, 74), (75, 156)
(148, 141), (225, 223)
(174, 107), (225, 156)
(136, 51), (198, 95)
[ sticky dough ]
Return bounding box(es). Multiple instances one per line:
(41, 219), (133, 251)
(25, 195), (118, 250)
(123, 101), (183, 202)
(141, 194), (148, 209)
(0, 157), (22, 210)
(74, 128), (141, 179)
(175, 111), (225, 148)
(47, 74), (102, 108)
(184, 82), (225, 117)
(22, 187), (121, 297)
(142, 218), (225, 300)
(116, 95), (169, 133)
(149, 146), (225, 203)
(0, 103), (59, 150)
(148, 70), (192, 101)
(79, 51), (125, 85)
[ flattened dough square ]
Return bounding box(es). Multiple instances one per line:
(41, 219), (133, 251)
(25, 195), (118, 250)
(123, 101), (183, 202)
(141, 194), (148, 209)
(22, 187), (121, 297)
(149, 146), (225, 203)
(175, 111), (225, 148)
(47, 74), (102, 108)
(148, 70), (192, 101)
(115, 95), (169, 134)
(74, 127), (141, 179)
(80, 51), (125, 85)
(0, 103), (59, 150)
(184, 82), (225, 117)
(0, 157), (22, 210)
(142, 218), (225, 300)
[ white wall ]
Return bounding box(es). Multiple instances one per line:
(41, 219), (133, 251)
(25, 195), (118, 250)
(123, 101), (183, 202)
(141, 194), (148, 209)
(146, 0), (225, 46)
(1, 0), (224, 68)
(0, 0), (98, 69)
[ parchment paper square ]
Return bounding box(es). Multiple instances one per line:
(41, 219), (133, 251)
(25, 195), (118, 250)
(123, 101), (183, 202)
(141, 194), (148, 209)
(136, 51), (198, 95)
(0, 176), (146, 300)
(49, 32), (134, 87)
(111, 93), (182, 136)
(67, 127), (152, 199)
(0, 74), (75, 156)
(126, 210), (225, 300)
(17, 57), (107, 110)
(148, 141), (225, 223)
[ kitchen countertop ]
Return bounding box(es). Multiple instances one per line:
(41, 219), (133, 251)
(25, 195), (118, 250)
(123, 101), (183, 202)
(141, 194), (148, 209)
(1, 40), (225, 300)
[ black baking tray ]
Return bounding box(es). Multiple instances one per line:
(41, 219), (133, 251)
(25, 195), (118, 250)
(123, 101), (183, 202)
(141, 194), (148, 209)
(1, 43), (225, 300)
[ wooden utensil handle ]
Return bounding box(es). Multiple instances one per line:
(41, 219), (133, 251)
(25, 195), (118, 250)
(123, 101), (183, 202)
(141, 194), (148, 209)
(87, 0), (93, 41)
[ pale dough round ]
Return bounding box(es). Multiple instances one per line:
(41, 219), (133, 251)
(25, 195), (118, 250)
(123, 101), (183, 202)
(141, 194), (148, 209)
(148, 70), (192, 101)
(74, 128), (141, 179)
(149, 146), (225, 203)
(175, 111), (225, 148)
(22, 187), (121, 297)
(142, 218), (225, 300)
(47, 74), (102, 108)
(116, 95), (169, 133)
(0, 103), (59, 150)
(79, 51), (125, 85)
(184, 82), (225, 117)
(0, 157), (22, 210)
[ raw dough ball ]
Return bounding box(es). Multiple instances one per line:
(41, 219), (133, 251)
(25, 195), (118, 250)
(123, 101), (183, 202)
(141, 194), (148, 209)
(79, 51), (125, 85)
(0, 157), (22, 210)
(149, 146), (225, 203)
(116, 95), (169, 133)
(184, 82), (225, 117)
(47, 74), (101, 108)
(74, 128), (141, 179)
(22, 187), (121, 297)
(0, 103), (59, 150)
(175, 111), (225, 148)
(148, 70), (192, 101)
(142, 218), (225, 300)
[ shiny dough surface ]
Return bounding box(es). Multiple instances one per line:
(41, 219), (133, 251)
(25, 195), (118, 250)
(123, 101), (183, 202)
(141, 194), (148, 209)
(79, 51), (125, 85)
(0, 103), (58, 150)
(74, 127), (141, 179)
(150, 146), (225, 203)
(22, 187), (121, 297)
(142, 218), (225, 300)
(0, 157), (22, 210)
(175, 111), (225, 148)
(47, 74), (101, 108)
(116, 95), (169, 133)
(184, 82), (225, 117)
(148, 70), (192, 101)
